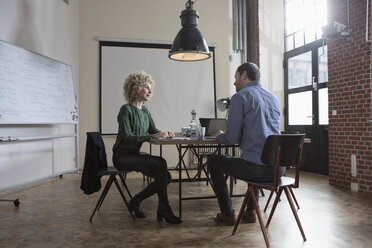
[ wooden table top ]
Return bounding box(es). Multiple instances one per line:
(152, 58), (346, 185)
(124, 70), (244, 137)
(150, 137), (311, 145)
(150, 137), (219, 145)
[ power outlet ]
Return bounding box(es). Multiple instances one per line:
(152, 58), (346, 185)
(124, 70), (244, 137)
(351, 154), (357, 177)
(351, 182), (358, 192)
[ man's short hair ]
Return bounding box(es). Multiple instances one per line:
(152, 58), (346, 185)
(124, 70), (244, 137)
(237, 62), (261, 81)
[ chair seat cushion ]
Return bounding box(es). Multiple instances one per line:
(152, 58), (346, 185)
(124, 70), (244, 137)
(246, 176), (295, 188)
(278, 176), (295, 187)
(98, 166), (122, 176)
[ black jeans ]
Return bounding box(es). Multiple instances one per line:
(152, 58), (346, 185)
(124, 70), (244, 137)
(207, 155), (285, 214)
(113, 152), (171, 207)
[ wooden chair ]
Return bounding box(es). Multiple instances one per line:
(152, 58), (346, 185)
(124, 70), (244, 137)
(89, 167), (135, 222)
(232, 134), (306, 248)
(263, 131), (302, 212)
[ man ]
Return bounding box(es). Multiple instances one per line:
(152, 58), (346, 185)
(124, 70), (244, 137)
(208, 62), (282, 226)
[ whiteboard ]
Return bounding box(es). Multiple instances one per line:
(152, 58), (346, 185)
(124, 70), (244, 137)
(100, 41), (216, 135)
(0, 40), (78, 124)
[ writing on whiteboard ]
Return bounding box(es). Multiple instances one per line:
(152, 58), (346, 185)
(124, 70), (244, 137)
(0, 40), (78, 124)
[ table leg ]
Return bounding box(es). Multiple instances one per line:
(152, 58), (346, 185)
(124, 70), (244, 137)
(177, 144), (182, 218)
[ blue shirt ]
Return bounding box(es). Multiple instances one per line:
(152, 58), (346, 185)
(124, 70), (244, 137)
(217, 81), (280, 165)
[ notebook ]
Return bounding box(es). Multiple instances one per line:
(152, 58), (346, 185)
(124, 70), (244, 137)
(199, 118), (227, 138)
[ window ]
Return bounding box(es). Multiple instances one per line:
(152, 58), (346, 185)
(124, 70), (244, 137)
(318, 46), (328, 83)
(318, 88), (328, 125)
(288, 51), (312, 89)
(284, 0), (327, 51)
(288, 91), (313, 125)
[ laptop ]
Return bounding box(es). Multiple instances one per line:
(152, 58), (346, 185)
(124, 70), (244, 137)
(199, 118), (227, 138)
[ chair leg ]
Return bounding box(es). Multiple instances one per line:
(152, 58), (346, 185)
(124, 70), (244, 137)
(118, 173), (133, 199)
(263, 190), (275, 212)
(289, 187), (300, 210)
(264, 189), (286, 213)
(232, 186), (270, 248)
(260, 188), (265, 197)
(232, 188), (251, 235)
(206, 163), (209, 186)
(97, 177), (114, 211)
(250, 187), (270, 248)
(265, 187), (284, 228)
(193, 155), (203, 179)
(284, 187), (306, 241)
(113, 176), (135, 220)
(90, 175), (115, 221)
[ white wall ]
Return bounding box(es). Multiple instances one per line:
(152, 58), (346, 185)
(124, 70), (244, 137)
(259, 0), (285, 131)
(78, 0), (236, 167)
(0, 0), (80, 191)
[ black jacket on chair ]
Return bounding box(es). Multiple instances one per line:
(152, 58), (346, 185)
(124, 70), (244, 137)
(80, 132), (108, 195)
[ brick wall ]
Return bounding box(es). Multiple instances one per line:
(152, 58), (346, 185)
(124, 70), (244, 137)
(327, 0), (372, 195)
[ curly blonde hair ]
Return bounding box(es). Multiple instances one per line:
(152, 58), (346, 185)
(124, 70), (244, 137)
(123, 71), (155, 103)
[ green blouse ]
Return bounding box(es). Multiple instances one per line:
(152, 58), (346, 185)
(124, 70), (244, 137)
(113, 103), (159, 153)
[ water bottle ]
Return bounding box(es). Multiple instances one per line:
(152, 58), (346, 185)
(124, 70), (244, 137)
(190, 110), (198, 137)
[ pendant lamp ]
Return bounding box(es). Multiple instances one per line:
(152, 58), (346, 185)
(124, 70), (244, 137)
(169, 0), (211, 62)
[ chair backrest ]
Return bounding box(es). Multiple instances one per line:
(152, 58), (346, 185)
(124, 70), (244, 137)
(261, 134), (305, 189)
(80, 132), (108, 195)
(86, 132), (108, 168)
(261, 134), (305, 167)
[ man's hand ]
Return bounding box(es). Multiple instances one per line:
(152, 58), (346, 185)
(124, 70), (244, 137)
(217, 130), (224, 135)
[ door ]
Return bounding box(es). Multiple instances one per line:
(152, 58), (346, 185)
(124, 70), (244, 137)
(284, 40), (329, 175)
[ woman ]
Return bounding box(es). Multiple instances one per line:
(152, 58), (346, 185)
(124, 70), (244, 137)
(112, 71), (181, 224)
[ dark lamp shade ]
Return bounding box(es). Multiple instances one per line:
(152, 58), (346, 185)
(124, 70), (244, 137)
(169, 26), (211, 61)
(169, 2), (211, 62)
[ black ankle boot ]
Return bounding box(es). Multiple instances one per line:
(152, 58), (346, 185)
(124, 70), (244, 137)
(157, 205), (182, 224)
(129, 197), (146, 218)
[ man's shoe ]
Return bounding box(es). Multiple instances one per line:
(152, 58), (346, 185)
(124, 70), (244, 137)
(216, 212), (236, 226)
(242, 209), (257, 223)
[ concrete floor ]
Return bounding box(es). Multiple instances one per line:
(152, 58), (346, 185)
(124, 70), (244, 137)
(0, 170), (372, 248)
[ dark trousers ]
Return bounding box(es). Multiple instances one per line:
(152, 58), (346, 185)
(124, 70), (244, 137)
(113, 152), (171, 207)
(207, 155), (285, 214)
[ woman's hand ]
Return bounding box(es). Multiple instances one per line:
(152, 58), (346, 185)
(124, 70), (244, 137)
(152, 131), (169, 139)
(167, 131), (175, 138)
(152, 131), (175, 139)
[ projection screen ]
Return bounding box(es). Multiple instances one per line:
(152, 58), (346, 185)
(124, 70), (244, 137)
(100, 41), (216, 135)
